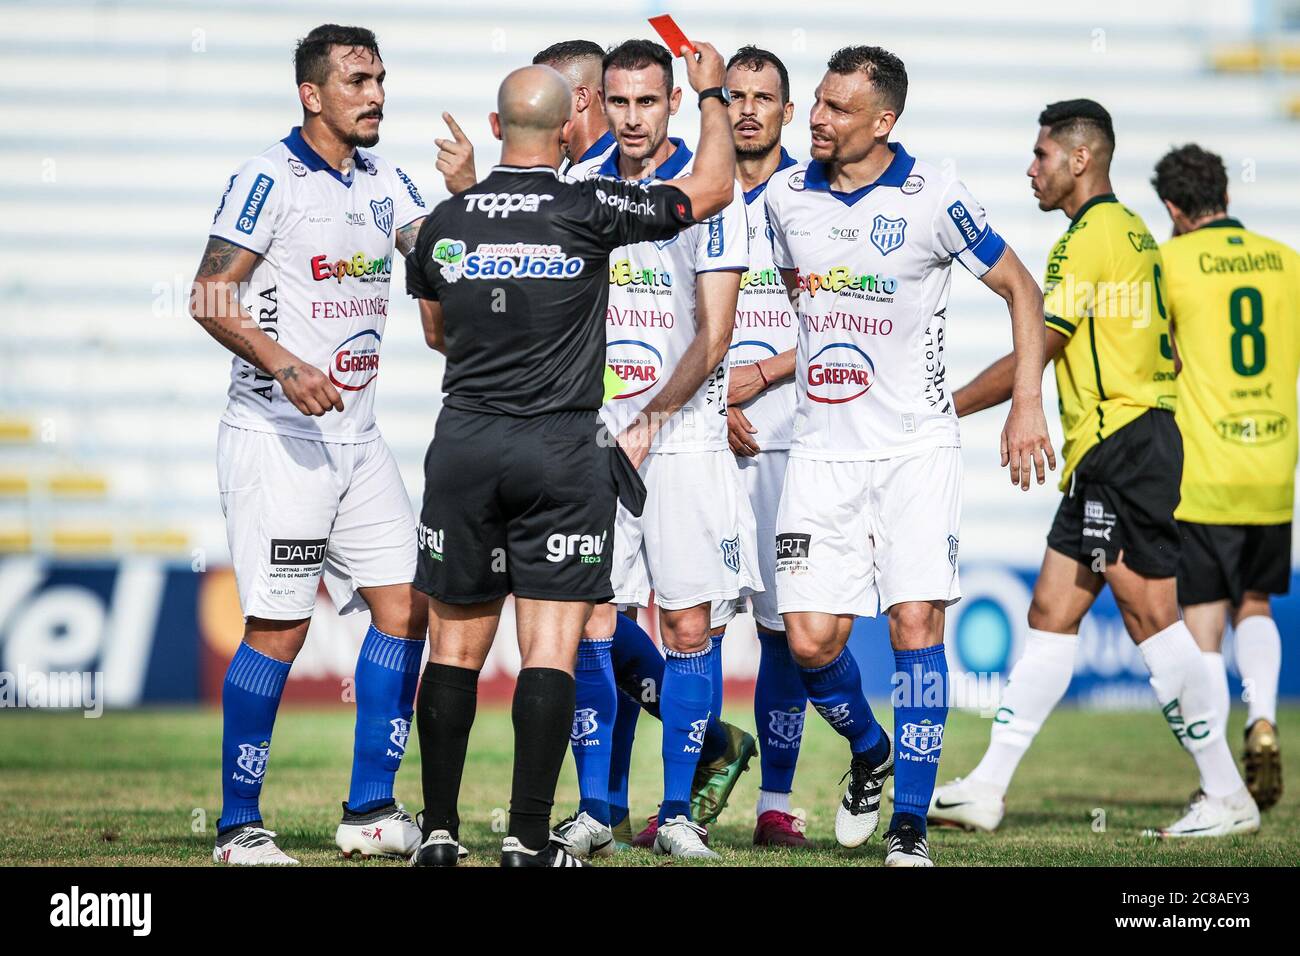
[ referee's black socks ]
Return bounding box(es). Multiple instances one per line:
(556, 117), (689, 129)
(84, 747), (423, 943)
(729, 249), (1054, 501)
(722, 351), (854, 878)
(509, 667), (576, 851)
(416, 661), (479, 841)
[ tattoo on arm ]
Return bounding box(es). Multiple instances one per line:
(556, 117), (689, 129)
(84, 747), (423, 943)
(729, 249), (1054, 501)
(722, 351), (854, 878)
(196, 237), (245, 278)
(275, 365), (299, 382)
(396, 218), (424, 257)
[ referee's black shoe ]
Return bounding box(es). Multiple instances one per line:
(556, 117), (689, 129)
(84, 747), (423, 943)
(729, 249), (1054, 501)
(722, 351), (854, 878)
(499, 835), (587, 867)
(411, 813), (469, 867)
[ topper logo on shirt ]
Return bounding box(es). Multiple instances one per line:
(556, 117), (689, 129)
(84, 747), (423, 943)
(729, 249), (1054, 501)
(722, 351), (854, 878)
(806, 342), (875, 404)
(605, 340), (663, 399)
(329, 329), (381, 391)
(464, 192), (554, 218)
(869, 214), (906, 256)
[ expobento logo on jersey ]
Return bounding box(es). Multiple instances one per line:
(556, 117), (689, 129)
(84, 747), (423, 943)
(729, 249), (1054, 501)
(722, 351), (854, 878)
(610, 259), (672, 292)
(462, 191), (554, 218)
(310, 252), (392, 284)
(796, 267), (898, 299)
(546, 531), (607, 564)
(330, 329), (381, 391)
(606, 340), (663, 399)
(806, 343), (875, 404)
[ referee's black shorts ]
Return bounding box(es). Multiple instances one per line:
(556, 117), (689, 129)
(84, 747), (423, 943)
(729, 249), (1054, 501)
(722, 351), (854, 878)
(415, 406), (617, 604)
(1176, 520), (1292, 606)
(1047, 408), (1183, 578)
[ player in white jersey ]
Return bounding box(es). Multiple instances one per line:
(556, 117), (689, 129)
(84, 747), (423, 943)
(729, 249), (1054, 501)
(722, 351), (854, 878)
(717, 46), (810, 848)
(564, 38), (759, 860)
(191, 26), (433, 865)
(764, 46), (1054, 866)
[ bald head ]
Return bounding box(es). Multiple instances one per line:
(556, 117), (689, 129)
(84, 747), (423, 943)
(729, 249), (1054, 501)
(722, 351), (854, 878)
(497, 64), (572, 140)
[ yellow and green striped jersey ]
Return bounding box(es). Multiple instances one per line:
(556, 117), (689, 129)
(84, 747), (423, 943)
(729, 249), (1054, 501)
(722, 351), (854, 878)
(1163, 218), (1300, 524)
(1042, 194), (1176, 488)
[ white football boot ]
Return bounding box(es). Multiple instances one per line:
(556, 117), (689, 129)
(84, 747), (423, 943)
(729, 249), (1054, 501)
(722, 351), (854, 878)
(1143, 787), (1261, 839)
(926, 777), (1006, 832)
(653, 816), (720, 860)
(335, 802), (422, 859)
(213, 826), (299, 865)
(835, 731), (893, 848)
(552, 811), (615, 859)
(883, 822), (934, 867)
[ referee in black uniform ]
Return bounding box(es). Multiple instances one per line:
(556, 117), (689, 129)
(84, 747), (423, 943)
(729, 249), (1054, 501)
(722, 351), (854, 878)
(405, 41), (736, 867)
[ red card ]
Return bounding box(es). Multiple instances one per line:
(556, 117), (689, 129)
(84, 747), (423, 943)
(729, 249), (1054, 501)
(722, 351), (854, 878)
(649, 14), (695, 56)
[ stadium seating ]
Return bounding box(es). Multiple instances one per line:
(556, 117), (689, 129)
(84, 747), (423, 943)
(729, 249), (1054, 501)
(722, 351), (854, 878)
(3, 0), (1299, 569)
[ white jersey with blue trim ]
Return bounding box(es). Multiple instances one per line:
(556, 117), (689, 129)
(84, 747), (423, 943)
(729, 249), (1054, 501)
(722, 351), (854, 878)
(764, 143), (1007, 461)
(560, 130), (616, 181)
(208, 127), (427, 444)
(731, 147), (800, 451)
(570, 137), (750, 453)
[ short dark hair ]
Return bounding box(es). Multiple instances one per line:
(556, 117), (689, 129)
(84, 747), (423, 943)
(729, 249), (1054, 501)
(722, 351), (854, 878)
(603, 39), (674, 94)
(826, 45), (907, 114)
(294, 24), (380, 86)
(533, 39), (605, 68)
(1038, 99), (1114, 149)
(727, 45), (790, 103)
(1152, 144), (1229, 220)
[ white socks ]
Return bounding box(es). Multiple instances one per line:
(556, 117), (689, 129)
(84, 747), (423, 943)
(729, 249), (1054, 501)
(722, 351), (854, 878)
(1234, 615), (1281, 727)
(1139, 620), (1243, 798)
(969, 629), (1079, 793)
(1201, 651), (1230, 733)
(757, 789), (791, 816)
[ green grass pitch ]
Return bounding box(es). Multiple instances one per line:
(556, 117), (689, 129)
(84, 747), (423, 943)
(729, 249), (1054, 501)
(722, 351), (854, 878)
(1, 703), (1294, 866)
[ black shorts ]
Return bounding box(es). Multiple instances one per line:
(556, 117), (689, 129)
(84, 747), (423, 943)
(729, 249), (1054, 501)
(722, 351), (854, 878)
(1176, 521), (1292, 606)
(415, 406), (618, 604)
(1047, 408), (1183, 578)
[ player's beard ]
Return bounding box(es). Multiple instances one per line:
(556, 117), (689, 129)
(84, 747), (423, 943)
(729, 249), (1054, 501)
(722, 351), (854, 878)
(734, 126), (780, 158)
(346, 111), (383, 148)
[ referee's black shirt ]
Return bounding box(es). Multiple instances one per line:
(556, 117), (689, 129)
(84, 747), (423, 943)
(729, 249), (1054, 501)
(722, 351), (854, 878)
(406, 165), (695, 417)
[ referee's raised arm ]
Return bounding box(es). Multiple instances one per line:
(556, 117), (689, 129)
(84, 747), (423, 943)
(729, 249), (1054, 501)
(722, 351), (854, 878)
(659, 41), (735, 219)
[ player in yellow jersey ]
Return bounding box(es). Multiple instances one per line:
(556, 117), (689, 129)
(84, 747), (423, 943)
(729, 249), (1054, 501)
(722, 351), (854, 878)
(1153, 143), (1299, 811)
(923, 101), (1259, 838)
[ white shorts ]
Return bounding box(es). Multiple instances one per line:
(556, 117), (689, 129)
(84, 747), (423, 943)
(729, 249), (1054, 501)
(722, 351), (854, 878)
(775, 446), (962, 618)
(717, 449), (789, 631)
(612, 449), (762, 613)
(217, 423), (417, 621)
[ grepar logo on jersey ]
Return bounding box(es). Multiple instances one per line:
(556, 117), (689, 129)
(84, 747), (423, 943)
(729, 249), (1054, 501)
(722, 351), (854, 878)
(728, 339), (779, 369)
(310, 252), (392, 283)
(545, 531), (607, 564)
(329, 329), (381, 391)
(606, 340), (663, 399)
(806, 343), (875, 404)
(462, 191), (554, 218)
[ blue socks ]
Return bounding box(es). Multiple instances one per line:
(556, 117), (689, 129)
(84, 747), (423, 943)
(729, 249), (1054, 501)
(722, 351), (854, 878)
(799, 646), (886, 762)
(755, 628), (807, 795)
(571, 638), (616, 826)
(658, 642), (713, 823)
(219, 642), (291, 832)
(607, 689), (640, 828)
(347, 624), (425, 813)
(890, 644), (949, 834)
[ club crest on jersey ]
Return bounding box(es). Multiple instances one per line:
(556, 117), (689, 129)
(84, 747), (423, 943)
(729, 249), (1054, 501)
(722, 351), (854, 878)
(571, 708), (599, 741)
(236, 742), (270, 778)
(948, 534), (959, 568)
(720, 535), (741, 573)
(370, 197), (394, 237)
(388, 717), (410, 754)
(900, 720), (944, 755)
(768, 708), (806, 744)
(870, 214), (907, 256)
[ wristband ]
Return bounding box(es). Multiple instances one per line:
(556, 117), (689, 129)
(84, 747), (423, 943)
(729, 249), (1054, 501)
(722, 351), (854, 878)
(755, 361), (769, 387)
